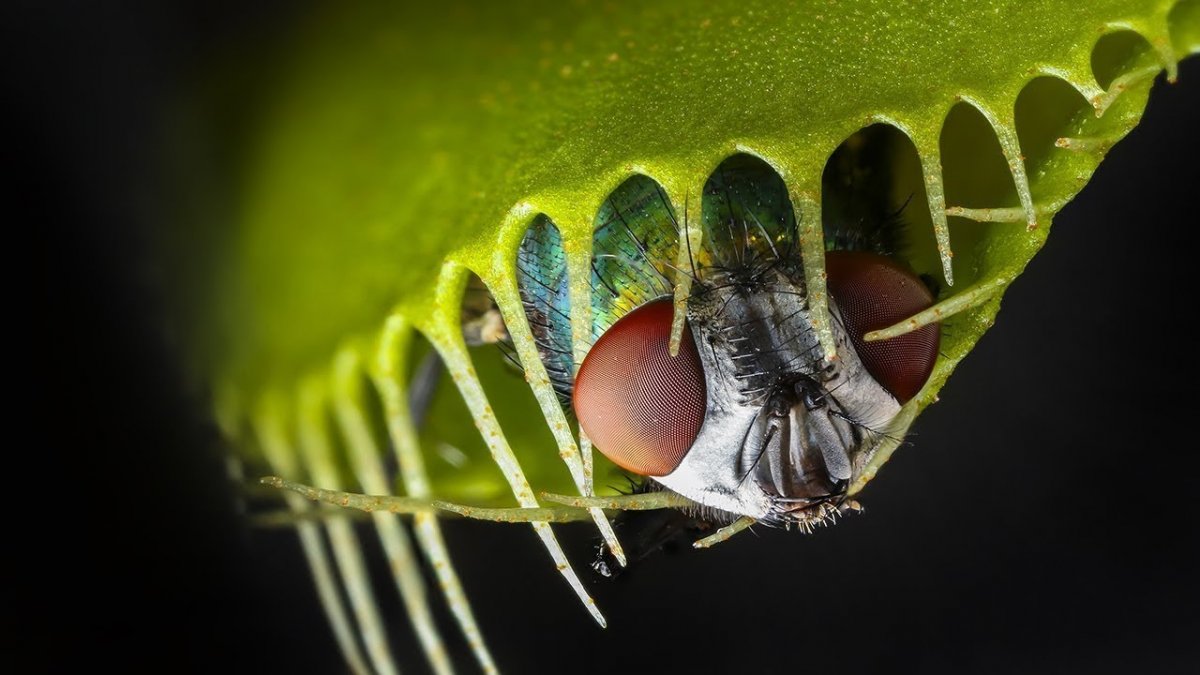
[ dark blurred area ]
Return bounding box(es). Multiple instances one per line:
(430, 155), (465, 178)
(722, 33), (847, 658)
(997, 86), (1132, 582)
(16, 3), (1200, 673)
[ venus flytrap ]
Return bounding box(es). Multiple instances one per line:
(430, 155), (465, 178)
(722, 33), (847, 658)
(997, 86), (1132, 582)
(185, 2), (1198, 672)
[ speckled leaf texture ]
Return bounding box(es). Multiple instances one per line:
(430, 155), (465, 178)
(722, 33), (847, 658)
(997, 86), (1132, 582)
(197, 0), (1197, 497)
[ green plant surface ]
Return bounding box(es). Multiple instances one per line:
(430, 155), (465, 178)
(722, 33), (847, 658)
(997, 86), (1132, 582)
(207, 1), (1191, 397)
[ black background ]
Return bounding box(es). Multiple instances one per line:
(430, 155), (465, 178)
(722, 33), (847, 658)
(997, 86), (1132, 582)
(17, 3), (1200, 673)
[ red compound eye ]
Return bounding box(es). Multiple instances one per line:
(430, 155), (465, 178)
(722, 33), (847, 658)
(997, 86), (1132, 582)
(574, 299), (707, 477)
(825, 251), (940, 403)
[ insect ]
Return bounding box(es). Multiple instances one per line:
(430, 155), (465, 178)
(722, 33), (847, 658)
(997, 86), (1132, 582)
(194, 2), (1199, 673)
(516, 148), (939, 537)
